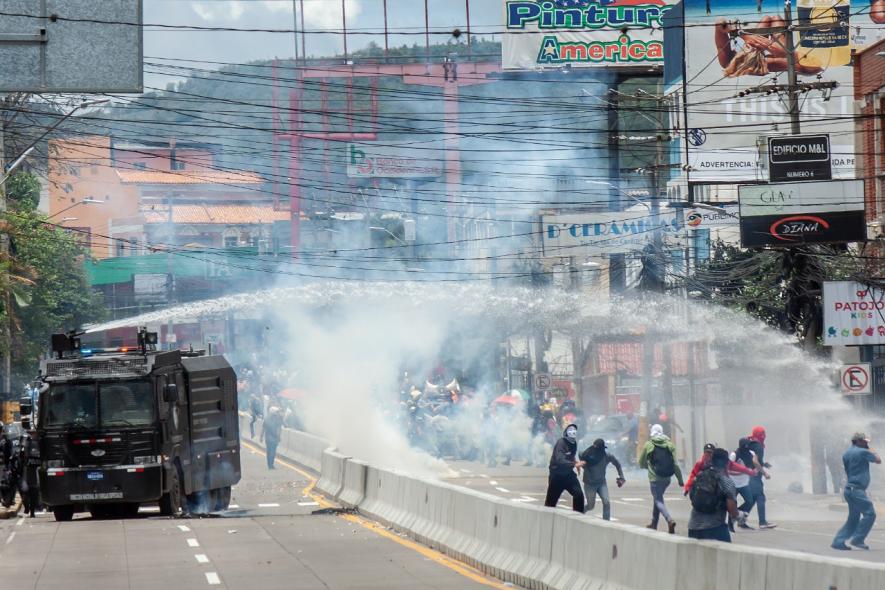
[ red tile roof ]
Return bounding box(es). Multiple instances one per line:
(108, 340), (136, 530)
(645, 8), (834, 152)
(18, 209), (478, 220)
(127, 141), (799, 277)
(116, 169), (262, 185)
(142, 204), (289, 225)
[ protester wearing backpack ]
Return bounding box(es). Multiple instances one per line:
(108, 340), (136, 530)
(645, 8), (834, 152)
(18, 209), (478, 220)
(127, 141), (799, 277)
(639, 423), (684, 534)
(688, 448), (742, 542)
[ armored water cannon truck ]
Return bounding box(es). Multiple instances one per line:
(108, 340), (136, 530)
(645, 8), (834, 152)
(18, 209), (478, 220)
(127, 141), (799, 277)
(20, 329), (241, 521)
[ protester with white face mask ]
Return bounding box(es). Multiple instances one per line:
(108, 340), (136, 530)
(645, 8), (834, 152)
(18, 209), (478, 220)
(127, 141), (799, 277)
(544, 423), (585, 512)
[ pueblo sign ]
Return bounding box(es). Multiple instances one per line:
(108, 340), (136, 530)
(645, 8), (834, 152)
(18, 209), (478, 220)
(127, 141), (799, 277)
(767, 135), (832, 183)
(738, 180), (864, 248)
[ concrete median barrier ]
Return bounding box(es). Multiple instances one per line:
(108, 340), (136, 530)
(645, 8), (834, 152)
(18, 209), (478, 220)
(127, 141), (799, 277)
(337, 459), (368, 508)
(316, 449), (349, 499)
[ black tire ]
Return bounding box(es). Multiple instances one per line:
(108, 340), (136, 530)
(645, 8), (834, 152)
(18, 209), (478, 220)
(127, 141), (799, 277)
(53, 506), (75, 522)
(159, 466), (183, 516)
(186, 490), (209, 515)
(212, 486), (231, 511)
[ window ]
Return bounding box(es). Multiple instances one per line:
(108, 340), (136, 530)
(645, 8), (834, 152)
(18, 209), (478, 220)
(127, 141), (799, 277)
(115, 241), (126, 257)
(99, 381), (155, 426)
(224, 236), (238, 248)
(133, 162), (147, 170)
(44, 384), (98, 428)
(171, 158), (185, 171)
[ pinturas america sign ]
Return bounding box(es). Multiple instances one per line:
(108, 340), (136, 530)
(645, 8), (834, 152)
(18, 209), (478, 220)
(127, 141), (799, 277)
(503, 0), (674, 70)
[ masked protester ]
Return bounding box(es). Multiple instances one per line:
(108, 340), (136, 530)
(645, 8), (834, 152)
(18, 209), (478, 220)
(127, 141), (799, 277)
(578, 438), (625, 520)
(745, 426), (776, 529)
(640, 423), (684, 534)
(544, 424), (585, 513)
(687, 448), (741, 543)
(832, 432), (882, 551)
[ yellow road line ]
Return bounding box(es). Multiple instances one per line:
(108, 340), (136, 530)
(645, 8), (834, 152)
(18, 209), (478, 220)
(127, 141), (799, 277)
(241, 440), (509, 590)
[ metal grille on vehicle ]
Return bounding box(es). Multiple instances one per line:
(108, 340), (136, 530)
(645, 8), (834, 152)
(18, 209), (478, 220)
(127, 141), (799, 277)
(45, 357), (150, 380)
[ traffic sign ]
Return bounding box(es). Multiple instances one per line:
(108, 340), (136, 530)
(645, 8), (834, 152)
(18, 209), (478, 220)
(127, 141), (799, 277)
(840, 363), (872, 395)
(533, 373), (552, 391)
(767, 134), (831, 183)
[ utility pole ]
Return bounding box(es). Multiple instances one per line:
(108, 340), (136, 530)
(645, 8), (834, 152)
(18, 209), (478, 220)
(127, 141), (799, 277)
(784, 0), (802, 135)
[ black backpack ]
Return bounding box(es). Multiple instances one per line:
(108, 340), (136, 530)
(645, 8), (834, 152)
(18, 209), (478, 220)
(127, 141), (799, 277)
(649, 445), (676, 478)
(690, 468), (724, 513)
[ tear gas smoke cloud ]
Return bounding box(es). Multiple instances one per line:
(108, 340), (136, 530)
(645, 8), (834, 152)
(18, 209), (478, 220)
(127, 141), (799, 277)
(87, 283), (872, 494)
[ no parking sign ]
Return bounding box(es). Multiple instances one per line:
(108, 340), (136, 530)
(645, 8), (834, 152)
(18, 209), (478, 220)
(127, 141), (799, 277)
(840, 364), (872, 395)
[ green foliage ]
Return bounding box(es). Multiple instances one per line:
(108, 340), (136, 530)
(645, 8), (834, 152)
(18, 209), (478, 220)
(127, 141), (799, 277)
(0, 210), (105, 388)
(5, 171), (41, 211)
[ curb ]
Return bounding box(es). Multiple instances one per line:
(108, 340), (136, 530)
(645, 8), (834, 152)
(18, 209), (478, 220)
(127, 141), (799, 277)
(0, 498), (22, 520)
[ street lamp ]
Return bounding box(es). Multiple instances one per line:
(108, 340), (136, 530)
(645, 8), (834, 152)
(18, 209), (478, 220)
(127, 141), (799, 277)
(48, 197), (103, 220)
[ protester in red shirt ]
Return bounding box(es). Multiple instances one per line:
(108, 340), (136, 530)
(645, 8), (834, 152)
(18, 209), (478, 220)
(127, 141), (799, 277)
(684, 443), (758, 494)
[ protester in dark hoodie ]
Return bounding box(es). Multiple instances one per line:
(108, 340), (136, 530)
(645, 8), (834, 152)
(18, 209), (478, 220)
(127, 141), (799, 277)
(640, 423), (684, 534)
(544, 423), (585, 513)
(744, 426), (776, 529)
(579, 438), (625, 520)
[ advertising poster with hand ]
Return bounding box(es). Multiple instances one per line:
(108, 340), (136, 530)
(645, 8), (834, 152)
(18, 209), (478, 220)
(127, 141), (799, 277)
(679, 0), (884, 181)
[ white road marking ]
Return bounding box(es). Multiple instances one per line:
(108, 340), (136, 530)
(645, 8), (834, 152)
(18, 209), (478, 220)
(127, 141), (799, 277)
(228, 504), (239, 509)
(15, 518), (24, 527)
(205, 572), (221, 585)
(621, 498), (645, 502)
(258, 503), (280, 508)
(511, 498), (534, 503)
(479, 474), (489, 479)
(187, 538), (200, 548)
(520, 496), (537, 502)
(195, 554), (210, 564)
(6, 532), (15, 544)
(297, 501), (319, 507)
(459, 469), (472, 474)
(489, 480), (498, 486)
(178, 525), (191, 532)
(495, 487), (510, 493)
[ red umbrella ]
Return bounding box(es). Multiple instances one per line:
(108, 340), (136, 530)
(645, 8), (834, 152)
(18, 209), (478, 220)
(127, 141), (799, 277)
(278, 388), (308, 401)
(491, 394), (522, 406)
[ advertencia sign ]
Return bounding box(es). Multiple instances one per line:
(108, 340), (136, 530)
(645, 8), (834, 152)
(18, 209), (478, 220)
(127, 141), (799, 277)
(503, 0), (676, 70)
(824, 281), (885, 346)
(542, 211), (682, 256)
(738, 179), (864, 247)
(346, 143), (441, 179)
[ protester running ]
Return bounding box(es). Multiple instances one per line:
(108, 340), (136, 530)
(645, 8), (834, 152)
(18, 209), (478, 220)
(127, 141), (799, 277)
(640, 423), (684, 534)
(687, 448), (742, 543)
(544, 423), (585, 513)
(743, 426), (776, 529)
(578, 438), (625, 521)
(832, 432), (881, 551)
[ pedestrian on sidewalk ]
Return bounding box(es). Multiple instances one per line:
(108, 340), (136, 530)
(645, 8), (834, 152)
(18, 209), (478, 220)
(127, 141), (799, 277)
(742, 426), (776, 529)
(261, 406), (283, 470)
(832, 432), (882, 551)
(639, 423), (684, 534)
(578, 438), (625, 520)
(687, 448), (741, 543)
(544, 423), (585, 513)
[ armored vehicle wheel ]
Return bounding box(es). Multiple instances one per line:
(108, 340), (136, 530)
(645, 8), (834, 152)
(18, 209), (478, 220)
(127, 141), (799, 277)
(53, 506), (75, 522)
(159, 466), (183, 516)
(211, 486), (231, 511)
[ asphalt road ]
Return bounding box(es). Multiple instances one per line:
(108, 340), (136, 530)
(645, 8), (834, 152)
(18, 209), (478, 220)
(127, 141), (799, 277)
(442, 458), (885, 563)
(0, 443), (506, 590)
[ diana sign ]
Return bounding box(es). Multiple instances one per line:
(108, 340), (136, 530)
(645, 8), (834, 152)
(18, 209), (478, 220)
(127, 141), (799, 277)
(824, 281), (885, 346)
(738, 180), (865, 247)
(542, 211), (681, 256)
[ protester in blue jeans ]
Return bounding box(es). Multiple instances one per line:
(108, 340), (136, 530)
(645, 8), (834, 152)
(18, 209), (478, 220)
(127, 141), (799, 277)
(832, 432), (882, 551)
(579, 438), (625, 520)
(639, 423), (684, 534)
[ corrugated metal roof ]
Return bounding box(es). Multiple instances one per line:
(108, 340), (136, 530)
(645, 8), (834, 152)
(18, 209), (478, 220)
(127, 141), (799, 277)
(142, 204), (289, 225)
(116, 169), (262, 185)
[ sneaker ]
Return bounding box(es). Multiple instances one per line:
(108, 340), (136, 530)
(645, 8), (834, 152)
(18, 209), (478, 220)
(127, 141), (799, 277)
(646, 523), (657, 530)
(850, 541), (870, 550)
(759, 523), (777, 530)
(738, 522), (754, 530)
(831, 543), (852, 551)
(668, 521), (677, 535)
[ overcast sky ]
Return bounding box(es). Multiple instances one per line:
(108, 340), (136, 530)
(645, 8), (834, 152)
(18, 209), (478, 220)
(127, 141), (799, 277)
(143, 1), (500, 89)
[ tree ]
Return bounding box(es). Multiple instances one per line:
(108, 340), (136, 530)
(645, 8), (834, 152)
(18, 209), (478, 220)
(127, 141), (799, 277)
(0, 203), (105, 390)
(5, 171), (40, 211)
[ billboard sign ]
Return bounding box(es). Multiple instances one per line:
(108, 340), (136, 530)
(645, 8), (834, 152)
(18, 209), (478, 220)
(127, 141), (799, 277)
(767, 134), (832, 183)
(542, 211), (682, 256)
(738, 179), (865, 247)
(346, 143), (441, 179)
(677, 0), (882, 182)
(685, 205), (739, 230)
(824, 281), (885, 346)
(0, 0), (143, 92)
(502, 0), (676, 70)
